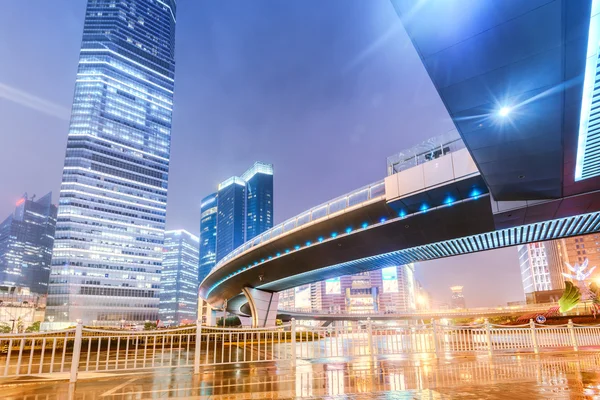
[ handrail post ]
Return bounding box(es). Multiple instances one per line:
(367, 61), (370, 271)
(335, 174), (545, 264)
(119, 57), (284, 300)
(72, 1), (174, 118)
(568, 319), (578, 352)
(290, 318), (297, 363)
(194, 320), (202, 374)
(367, 317), (373, 356)
(484, 318), (493, 357)
(69, 320), (83, 383)
(529, 319), (539, 355)
(431, 319), (440, 358)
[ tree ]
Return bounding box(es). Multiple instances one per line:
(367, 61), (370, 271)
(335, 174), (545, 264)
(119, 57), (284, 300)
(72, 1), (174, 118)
(217, 316), (241, 327)
(144, 321), (157, 330)
(25, 321), (41, 332)
(0, 323), (10, 333)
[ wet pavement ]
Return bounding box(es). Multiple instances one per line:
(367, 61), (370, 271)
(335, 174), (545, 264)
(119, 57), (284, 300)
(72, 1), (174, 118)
(4, 352), (600, 399)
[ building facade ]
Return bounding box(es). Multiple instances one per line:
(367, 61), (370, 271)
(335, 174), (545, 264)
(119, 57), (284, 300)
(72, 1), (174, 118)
(242, 162), (274, 241)
(450, 286), (466, 309)
(158, 230), (199, 325)
(560, 234), (600, 279)
(198, 193), (218, 282)
(207, 162), (273, 264)
(517, 241), (567, 294)
(0, 193), (57, 295)
(216, 178), (246, 262)
(47, 0), (177, 325)
(279, 264), (417, 314)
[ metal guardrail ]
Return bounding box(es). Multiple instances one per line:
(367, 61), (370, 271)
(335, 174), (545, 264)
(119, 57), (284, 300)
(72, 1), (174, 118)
(0, 318), (598, 382)
(209, 180), (386, 274)
(386, 129), (465, 175)
(279, 304), (557, 318)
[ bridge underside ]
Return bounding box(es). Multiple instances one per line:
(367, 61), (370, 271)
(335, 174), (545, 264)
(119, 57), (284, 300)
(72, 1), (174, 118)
(391, 0), (597, 200)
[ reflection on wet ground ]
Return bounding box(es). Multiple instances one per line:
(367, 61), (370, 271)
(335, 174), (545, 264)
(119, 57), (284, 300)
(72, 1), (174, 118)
(5, 352), (600, 399)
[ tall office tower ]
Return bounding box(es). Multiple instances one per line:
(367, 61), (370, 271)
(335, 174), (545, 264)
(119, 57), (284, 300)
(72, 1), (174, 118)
(209, 162), (273, 264)
(47, 0), (177, 325)
(0, 193), (57, 295)
(158, 230), (199, 325)
(241, 162), (274, 241)
(450, 286), (466, 309)
(216, 178), (246, 262)
(517, 242), (567, 294)
(198, 193), (218, 282)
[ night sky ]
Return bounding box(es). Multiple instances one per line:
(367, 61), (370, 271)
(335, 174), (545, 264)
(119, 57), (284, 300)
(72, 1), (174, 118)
(0, 0), (524, 307)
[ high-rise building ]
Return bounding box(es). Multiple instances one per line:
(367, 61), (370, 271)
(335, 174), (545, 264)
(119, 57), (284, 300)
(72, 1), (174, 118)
(450, 286), (466, 309)
(241, 162), (274, 241)
(0, 193), (57, 295)
(158, 230), (199, 325)
(47, 0), (177, 326)
(517, 242), (567, 294)
(216, 178), (246, 262)
(199, 193), (218, 282)
(210, 162), (273, 263)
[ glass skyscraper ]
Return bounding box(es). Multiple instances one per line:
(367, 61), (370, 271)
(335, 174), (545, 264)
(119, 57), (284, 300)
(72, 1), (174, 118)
(211, 162), (274, 264)
(0, 193), (57, 295)
(216, 178), (246, 262)
(242, 162), (274, 241)
(47, 0), (177, 325)
(199, 193), (218, 282)
(158, 230), (199, 325)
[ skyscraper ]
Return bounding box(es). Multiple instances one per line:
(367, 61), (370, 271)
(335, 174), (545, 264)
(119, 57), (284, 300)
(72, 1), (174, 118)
(216, 178), (246, 262)
(158, 230), (199, 325)
(242, 162), (274, 241)
(212, 162), (274, 263)
(0, 193), (57, 295)
(199, 193), (218, 282)
(47, 0), (177, 325)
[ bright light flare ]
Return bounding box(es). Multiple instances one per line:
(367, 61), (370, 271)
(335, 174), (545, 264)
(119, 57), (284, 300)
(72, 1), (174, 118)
(498, 106), (511, 117)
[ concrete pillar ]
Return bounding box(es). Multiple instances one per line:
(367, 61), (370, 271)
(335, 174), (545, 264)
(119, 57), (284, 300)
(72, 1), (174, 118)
(238, 316), (252, 327)
(198, 298), (215, 326)
(242, 287), (280, 327)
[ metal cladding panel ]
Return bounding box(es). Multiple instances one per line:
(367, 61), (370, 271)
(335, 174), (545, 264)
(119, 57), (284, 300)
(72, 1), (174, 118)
(392, 0), (594, 201)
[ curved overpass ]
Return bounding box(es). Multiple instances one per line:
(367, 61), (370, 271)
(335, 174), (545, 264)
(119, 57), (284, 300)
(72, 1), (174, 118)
(199, 148), (600, 325)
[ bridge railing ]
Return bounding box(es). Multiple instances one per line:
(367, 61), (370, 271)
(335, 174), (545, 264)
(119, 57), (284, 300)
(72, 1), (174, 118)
(1, 319), (598, 382)
(210, 180), (386, 273)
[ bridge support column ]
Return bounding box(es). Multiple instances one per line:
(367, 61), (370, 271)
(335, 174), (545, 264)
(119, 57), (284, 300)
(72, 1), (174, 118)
(198, 298), (215, 326)
(242, 287), (279, 327)
(238, 316), (252, 327)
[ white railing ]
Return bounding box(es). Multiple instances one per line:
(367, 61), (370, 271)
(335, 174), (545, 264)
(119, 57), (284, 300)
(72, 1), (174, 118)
(1, 318), (599, 382)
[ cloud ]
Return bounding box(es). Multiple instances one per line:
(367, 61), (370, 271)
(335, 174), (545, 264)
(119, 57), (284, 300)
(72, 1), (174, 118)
(0, 82), (70, 120)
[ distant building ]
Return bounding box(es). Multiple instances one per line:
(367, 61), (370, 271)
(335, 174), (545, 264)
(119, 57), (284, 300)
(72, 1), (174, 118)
(158, 230), (199, 325)
(216, 177), (247, 262)
(199, 193), (218, 282)
(450, 286), (466, 309)
(279, 264), (417, 314)
(242, 162), (274, 242)
(0, 193), (57, 295)
(203, 162), (273, 264)
(560, 234), (600, 281)
(517, 241), (567, 294)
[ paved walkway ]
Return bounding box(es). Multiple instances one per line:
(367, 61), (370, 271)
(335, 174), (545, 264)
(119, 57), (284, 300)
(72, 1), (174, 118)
(4, 352), (600, 399)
